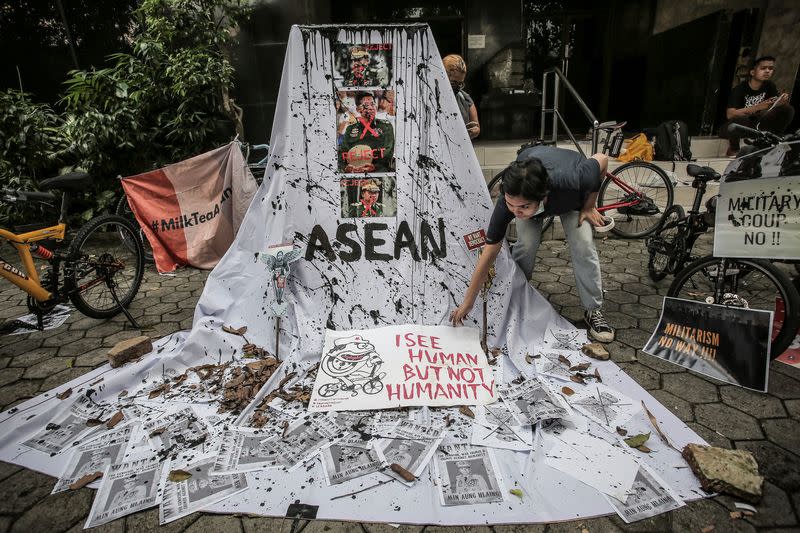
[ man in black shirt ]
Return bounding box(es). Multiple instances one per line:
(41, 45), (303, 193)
(720, 56), (794, 157)
(450, 146), (615, 343)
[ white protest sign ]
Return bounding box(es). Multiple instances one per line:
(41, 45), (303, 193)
(308, 325), (496, 412)
(714, 175), (800, 259)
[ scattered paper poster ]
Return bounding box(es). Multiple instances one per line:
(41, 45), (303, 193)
(321, 442), (383, 485)
(141, 407), (211, 459)
(8, 304), (71, 335)
(22, 395), (109, 454)
(543, 327), (589, 351)
(339, 175), (397, 218)
(534, 348), (591, 381)
(336, 89), (395, 173)
(498, 377), (571, 425)
(333, 43), (393, 87)
(374, 420), (443, 485)
(434, 444), (506, 506)
(269, 413), (343, 470)
(308, 325), (496, 412)
(212, 427), (280, 474)
(52, 424), (135, 493)
(159, 455), (247, 525)
(606, 463), (685, 523)
(471, 404), (533, 451)
(568, 383), (639, 430)
(775, 297), (800, 366)
(85, 455), (164, 528)
(642, 297), (772, 391)
(540, 427), (638, 501)
(412, 406), (474, 445)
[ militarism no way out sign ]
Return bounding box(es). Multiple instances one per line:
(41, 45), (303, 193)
(308, 325), (496, 412)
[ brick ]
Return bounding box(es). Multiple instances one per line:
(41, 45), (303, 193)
(107, 335), (152, 368)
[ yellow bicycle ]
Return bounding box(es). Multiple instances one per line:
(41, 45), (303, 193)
(1, 172), (144, 330)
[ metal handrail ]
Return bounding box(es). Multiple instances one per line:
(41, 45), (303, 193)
(540, 67), (599, 157)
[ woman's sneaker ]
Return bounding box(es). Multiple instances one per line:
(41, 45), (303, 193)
(584, 309), (615, 343)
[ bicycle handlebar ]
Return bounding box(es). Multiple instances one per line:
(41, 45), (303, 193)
(1, 188), (57, 203)
(727, 123), (785, 145)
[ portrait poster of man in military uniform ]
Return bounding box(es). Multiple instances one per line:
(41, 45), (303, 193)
(340, 176), (397, 218)
(333, 43), (392, 87)
(337, 90), (395, 173)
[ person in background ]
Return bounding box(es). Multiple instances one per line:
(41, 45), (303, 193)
(443, 54), (480, 139)
(720, 55), (794, 157)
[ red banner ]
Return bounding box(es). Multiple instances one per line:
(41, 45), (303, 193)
(121, 143), (257, 272)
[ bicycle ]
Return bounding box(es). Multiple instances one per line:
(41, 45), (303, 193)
(488, 127), (674, 241)
(1, 172), (144, 331)
(664, 124), (800, 358)
(646, 164), (720, 281)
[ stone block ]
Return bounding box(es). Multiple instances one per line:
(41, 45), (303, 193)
(107, 335), (152, 368)
(682, 443), (763, 503)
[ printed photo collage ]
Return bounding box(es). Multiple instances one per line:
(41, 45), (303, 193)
(333, 42), (396, 219)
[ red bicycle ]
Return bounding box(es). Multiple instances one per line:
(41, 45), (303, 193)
(487, 158), (674, 240)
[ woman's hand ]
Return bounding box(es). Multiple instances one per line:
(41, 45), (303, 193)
(450, 300), (475, 326)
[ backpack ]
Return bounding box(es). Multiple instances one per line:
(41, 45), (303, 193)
(653, 120), (692, 161)
(617, 133), (654, 162)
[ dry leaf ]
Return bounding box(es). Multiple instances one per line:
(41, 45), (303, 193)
(149, 427), (166, 438)
(118, 390), (128, 398)
(637, 445), (651, 453)
(558, 354), (572, 366)
(570, 374), (585, 385)
(168, 469), (193, 482)
(173, 374), (187, 385)
(616, 426), (628, 436)
(641, 401), (676, 450)
(85, 418), (105, 427)
(701, 526), (715, 533)
(594, 368), (602, 383)
(56, 388), (73, 400)
(742, 511), (754, 517)
(561, 386), (575, 396)
(390, 463), (416, 482)
(69, 471), (103, 490)
(105, 411), (124, 429)
(222, 325), (248, 336)
(148, 383), (170, 399)
(525, 353), (534, 364)
(730, 511), (743, 519)
(624, 432), (651, 448)
(570, 362), (591, 371)
(459, 406), (475, 418)
(490, 348), (501, 356)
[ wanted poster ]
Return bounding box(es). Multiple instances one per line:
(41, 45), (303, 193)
(471, 403), (533, 451)
(159, 455), (247, 525)
(333, 43), (393, 87)
(534, 348), (591, 381)
(309, 325), (495, 412)
(543, 327), (589, 351)
(569, 383), (639, 430)
(269, 413), (343, 470)
(714, 175), (800, 260)
(643, 297), (772, 391)
(434, 444), (505, 506)
(339, 176), (397, 218)
(606, 463), (685, 523)
(141, 407), (210, 458)
(498, 377), (571, 425)
(321, 442), (383, 485)
(374, 420), (443, 484)
(419, 406), (474, 445)
(22, 395), (110, 454)
(212, 427), (280, 474)
(52, 424), (135, 493)
(85, 455), (164, 528)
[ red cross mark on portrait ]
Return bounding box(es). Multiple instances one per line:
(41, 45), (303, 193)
(358, 116), (379, 139)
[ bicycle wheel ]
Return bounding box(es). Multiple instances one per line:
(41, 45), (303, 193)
(66, 214), (144, 319)
(115, 194), (154, 263)
(668, 256), (800, 358)
(599, 161), (674, 238)
(647, 205), (686, 282)
(487, 173), (517, 243)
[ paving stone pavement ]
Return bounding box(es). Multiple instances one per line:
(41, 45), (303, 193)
(0, 234), (799, 533)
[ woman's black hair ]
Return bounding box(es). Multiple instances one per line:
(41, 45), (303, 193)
(500, 158), (549, 201)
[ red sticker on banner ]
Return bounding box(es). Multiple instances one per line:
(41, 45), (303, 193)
(463, 229), (487, 251)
